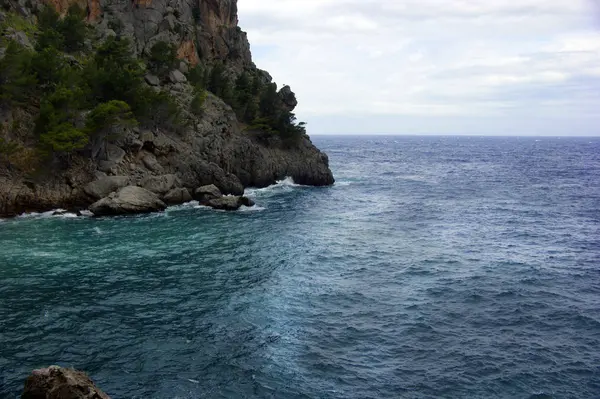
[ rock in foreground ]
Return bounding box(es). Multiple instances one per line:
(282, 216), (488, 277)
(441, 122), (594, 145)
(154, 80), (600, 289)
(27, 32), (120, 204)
(22, 366), (110, 399)
(89, 186), (167, 216)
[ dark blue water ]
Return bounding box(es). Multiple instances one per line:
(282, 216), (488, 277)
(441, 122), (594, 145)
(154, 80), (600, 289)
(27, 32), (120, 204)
(1, 136), (600, 398)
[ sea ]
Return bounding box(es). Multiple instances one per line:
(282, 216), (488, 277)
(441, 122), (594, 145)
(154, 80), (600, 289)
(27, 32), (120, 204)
(0, 135), (599, 399)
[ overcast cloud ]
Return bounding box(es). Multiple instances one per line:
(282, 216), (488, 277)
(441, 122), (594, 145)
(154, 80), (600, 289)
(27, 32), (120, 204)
(238, 0), (600, 135)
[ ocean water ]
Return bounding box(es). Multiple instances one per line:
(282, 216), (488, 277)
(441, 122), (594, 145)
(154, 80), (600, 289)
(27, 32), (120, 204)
(1, 136), (599, 399)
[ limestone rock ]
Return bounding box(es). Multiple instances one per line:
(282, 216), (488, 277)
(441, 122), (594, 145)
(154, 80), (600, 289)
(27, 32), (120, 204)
(168, 69), (187, 84)
(83, 176), (130, 200)
(207, 196), (243, 211)
(142, 153), (164, 174)
(194, 184), (222, 203)
(144, 74), (160, 86)
(163, 188), (192, 205)
(141, 174), (181, 195)
(278, 85), (298, 111)
(89, 186), (167, 216)
(21, 365), (111, 399)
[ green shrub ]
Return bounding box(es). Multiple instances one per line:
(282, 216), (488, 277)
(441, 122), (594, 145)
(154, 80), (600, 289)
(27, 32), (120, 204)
(0, 41), (36, 106)
(187, 64), (207, 89)
(39, 122), (88, 154)
(60, 5), (88, 53)
(85, 100), (136, 134)
(190, 89), (207, 117)
(148, 41), (176, 77)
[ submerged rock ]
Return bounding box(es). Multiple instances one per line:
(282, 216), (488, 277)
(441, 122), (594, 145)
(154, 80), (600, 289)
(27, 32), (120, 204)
(89, 186), (167, 216)
(21, 366), (111, 399)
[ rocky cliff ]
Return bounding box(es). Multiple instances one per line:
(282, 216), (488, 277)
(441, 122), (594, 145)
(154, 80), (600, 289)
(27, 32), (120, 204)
(0, 0), (334, 217)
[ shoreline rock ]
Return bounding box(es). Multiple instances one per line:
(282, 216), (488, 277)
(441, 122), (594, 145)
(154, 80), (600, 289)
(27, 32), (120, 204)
(89, 186), (167, 216)
(22, 366), (111, 399)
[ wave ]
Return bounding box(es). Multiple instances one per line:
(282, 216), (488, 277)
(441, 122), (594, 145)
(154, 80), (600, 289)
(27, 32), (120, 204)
(239, 205), (266, 212)
(245, 177), (304, 197)
(17, 209), (84, 219)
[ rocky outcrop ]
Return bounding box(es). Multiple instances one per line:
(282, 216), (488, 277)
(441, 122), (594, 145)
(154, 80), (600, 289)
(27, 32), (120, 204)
(207, 195), (244, 211)
(194, 184), (222, 202)
(83, 176), (130, 200)
(141, 174), (180, 195)
(0, 0), (334, 218)
(89, 186), (167, 216)
(163, 187), (192, 205)
(21, 366), (111, 399)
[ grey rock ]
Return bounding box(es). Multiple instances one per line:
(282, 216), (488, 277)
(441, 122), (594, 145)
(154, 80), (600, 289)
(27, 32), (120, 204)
(163, 188), (192, 205)
(84, 176), (130, 200)
(207, 196), (243, 211)
(89, 186), (167, 216)
(141, 174), (181, 195)
(6, 30), (32, 49)
(169, 69), (187, 84)
(97, 144), (126, 173)
(129, 139), (144, 152)
(194, 184), (222, 203)
(240, 196), (255, 207)
(22, 366), (111, 399)
(178, 61), (189, 74)
(161, 14), (177, 31)
(142, 153), (164, 173)
(278, 85), (298, 111)
(145, 74), (160, 86)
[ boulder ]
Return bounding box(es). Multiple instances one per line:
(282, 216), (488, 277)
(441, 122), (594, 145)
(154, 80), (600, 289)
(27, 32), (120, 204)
(97, 144), (126, 173)
(144, 74), (160, 86)
(141, 174), (181, 195)
(178, 61), (189, 74)
(89, 186), (167, 216)
(83, 176), (130, 200)
(278, 85), (298, 111)
(21, 365), (111, 399)
(240, 196), (255, 207)
(207, 196), (243, 211)
(169, 69), (187, 84)
(193, 184), (222, 203)
(141, 153), (164, 173)
(163, 188), (192, 205)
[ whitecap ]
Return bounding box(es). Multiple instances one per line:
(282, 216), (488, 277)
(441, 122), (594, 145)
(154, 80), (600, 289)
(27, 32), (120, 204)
(334, 180), (352, 187)
(245, 177), (304, 197)
(187, 379), (200, 384)
(94, 227), (103, 235)
(167, 201), (200, 212)
(17, 208), (85, 219)
(238, 205), (266, 212)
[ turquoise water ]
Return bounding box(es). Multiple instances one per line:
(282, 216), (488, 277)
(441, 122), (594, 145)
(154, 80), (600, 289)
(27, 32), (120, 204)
(1, 136), (599, 398)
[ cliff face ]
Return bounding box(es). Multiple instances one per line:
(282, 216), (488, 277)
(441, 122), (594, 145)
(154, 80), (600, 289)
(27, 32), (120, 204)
(0, 0), (334, 216)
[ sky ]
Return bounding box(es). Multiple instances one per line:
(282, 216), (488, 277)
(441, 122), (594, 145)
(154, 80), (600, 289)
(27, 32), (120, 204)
(237, 0), (600, 136)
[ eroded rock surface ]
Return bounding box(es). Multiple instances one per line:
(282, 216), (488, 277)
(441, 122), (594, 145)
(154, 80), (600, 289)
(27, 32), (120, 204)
(21, 366), (111, 399)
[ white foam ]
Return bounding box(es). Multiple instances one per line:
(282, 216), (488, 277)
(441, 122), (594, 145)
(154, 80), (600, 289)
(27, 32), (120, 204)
(245, 176), (304, 197)
(94, 227), (103, 235)
(239, 205), (266, 212)
(334, 180), (352, 187)
(187, 379), (200, 384)
(17, 208), (88, 219)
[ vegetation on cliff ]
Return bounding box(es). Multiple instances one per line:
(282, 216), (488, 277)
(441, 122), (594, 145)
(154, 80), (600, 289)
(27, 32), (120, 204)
(0, 5), (306, 174)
